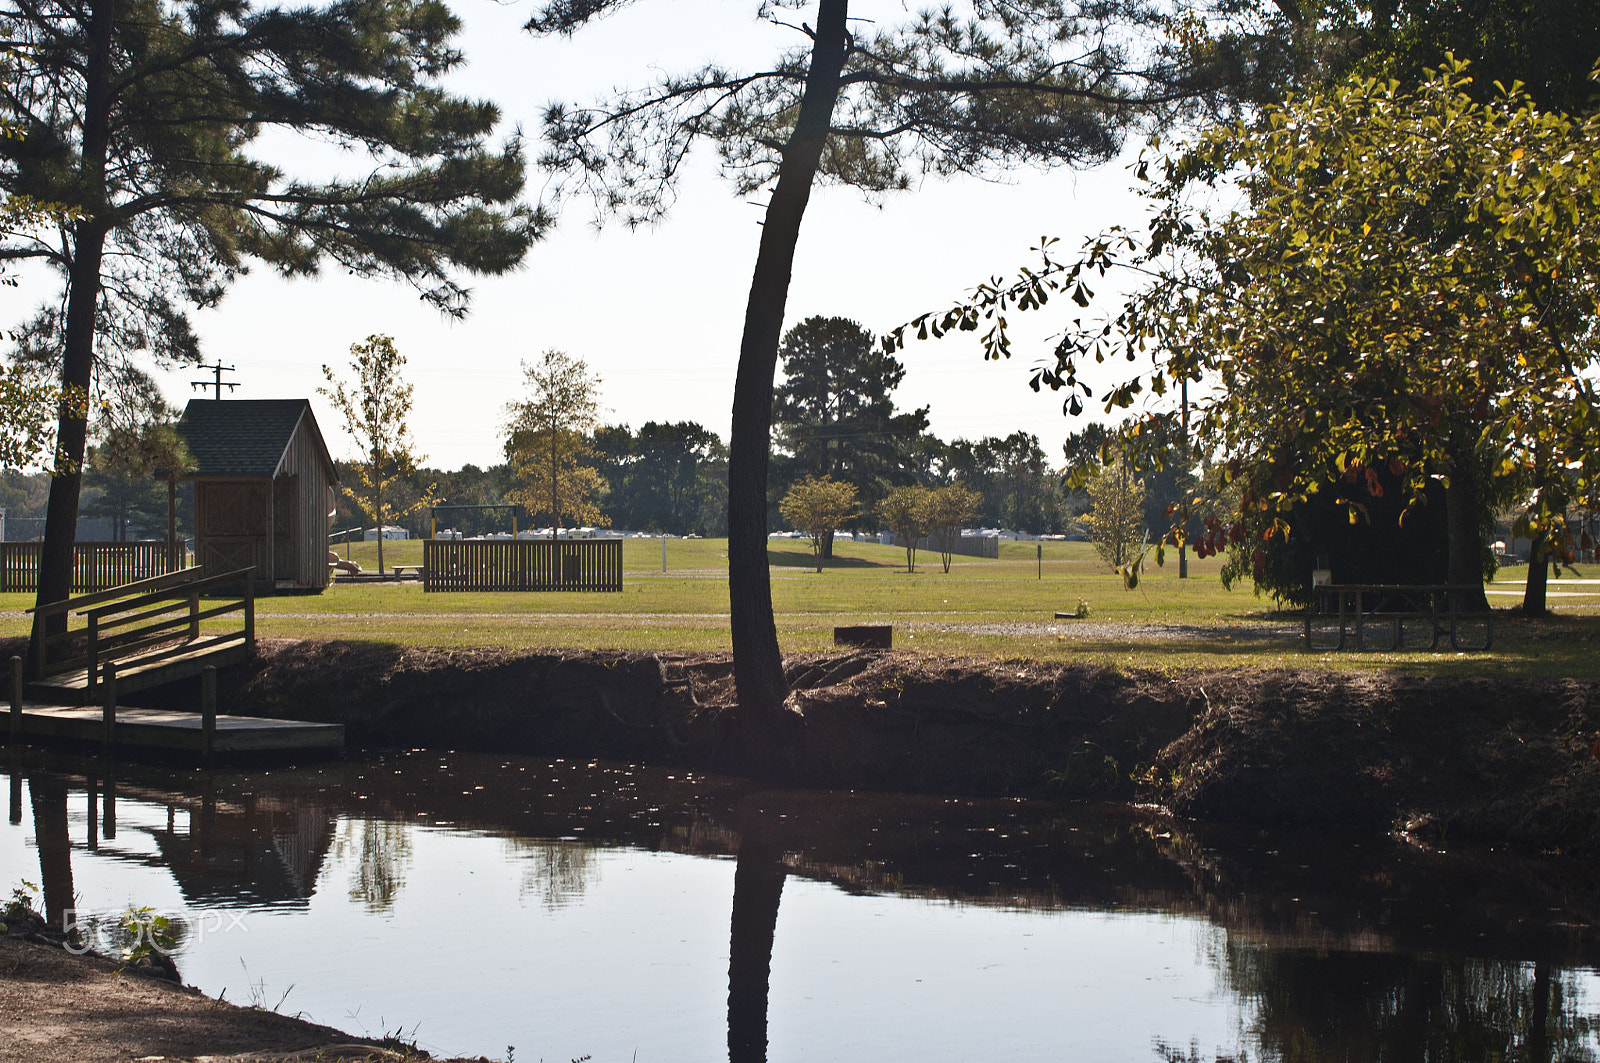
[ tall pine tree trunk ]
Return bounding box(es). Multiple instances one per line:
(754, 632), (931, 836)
(727, 0), (849, 720)
(32, 0), (116, 651)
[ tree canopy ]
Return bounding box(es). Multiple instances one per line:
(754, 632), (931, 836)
(505, 349), (607, 535)
(593, 421), (728, 536)
(895, 60), (1600, 604)
(778, 474), (858, 573)
(773, 315), (927, 550)
(2, 0), (545, 618)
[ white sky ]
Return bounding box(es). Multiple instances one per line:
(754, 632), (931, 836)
(3, 0), (1160, 472)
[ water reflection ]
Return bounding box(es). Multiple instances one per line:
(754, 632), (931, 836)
(3, 749), (1598, 1062)
(1216, 948), (1599, 1063)
(336, 819), (413, 913)
(728, 804), (787, 1063)
(28, 773), (73, 925)
(145, 787), (333, 908)
(508, 837), (599, 910)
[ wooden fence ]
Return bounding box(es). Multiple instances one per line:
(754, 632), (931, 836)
(423, 539), (623, 592)
(0, 541), (187, 594)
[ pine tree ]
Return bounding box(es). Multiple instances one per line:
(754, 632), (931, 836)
(1, 0), (546, 626)
(527, 0), (1219, 723)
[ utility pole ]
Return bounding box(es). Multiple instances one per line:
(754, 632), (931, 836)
(1179, 377), (1189, 579)
(190, 360), (238, 399)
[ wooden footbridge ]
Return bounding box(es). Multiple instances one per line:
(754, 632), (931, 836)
(8, 567), (341, 759)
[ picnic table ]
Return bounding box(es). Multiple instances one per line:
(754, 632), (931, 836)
(1303, 583), (1493, 652)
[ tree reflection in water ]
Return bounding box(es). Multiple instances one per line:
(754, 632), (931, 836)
(507, 838), (600, 910)
(335, 819), (415, 914)
(8, 753), (1600, 1061)
(28, 773), (74, 927)
(728, 804), (788, 1063)
(1157, 948), (1599, 1062)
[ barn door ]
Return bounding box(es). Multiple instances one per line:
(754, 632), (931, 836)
(197, 481), (271, 577)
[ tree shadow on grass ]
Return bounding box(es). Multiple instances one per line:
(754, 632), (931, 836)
(766, 545), (900, 570)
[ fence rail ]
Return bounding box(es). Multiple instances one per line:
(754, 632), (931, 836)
(423, 539), (623, 592)
(0, 541), (186, 594)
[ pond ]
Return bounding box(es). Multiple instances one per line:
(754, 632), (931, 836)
(3, 748), (1599, 1062)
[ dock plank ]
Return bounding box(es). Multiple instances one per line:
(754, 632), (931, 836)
(26, 637), (252, 704)
(9, 702), (343, 757)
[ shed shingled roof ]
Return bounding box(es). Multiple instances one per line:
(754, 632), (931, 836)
(178, 399), (334, 479)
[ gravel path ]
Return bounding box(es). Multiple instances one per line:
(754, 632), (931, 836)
(910, 619), (1304, 641)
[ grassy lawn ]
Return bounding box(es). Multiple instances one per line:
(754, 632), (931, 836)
(3, 536), (1595, 676)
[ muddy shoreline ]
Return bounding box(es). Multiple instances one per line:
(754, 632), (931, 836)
(102, 638), (1600, 860)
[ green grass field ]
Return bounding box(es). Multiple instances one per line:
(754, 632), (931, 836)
(4, 536), (1595, 676)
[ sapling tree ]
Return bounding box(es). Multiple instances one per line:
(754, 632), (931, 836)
(322, 336), (435, 576)
(504, 349), (608, 536)
(1085, 448), (1144, 570)
(878, 485), (929, 573)
(778, 475), (857, 573)
(923, 483), (981, 574)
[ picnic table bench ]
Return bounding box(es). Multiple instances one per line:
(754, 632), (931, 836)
(1303, 583), (1493, 652)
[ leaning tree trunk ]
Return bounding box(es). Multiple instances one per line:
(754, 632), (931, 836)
(726, 0), (849, 721)
(32, 0), (116, 655)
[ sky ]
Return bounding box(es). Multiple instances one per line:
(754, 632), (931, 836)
(2, 0), (1162, 473)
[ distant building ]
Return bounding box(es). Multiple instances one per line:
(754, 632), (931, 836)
(178, 399), (339, 591)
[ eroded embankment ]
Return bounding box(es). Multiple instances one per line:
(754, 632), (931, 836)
(121, 639), (1600, 860)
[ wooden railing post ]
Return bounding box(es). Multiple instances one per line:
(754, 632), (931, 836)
(102, 661), (117, 753)
(244, 568), (255, 646)
(86, 616), (99, 694)
(201, 665), (216, 762)
(102, 766), (115, 840)
(8, 655), (20, 747)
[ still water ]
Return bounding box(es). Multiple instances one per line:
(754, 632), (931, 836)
(3, 748), (1599, 1062)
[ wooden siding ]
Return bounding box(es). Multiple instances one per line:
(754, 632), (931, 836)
(423, 539), (623, 592)
(0, 542), (186, 594)
(191, 411), (334, 590)
(274, 413), (333, 588)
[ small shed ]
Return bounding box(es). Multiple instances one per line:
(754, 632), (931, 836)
(178, 399), (339, 591)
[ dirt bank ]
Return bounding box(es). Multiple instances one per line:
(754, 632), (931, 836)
(138, 640), (1600, 859)
(0, 907), (470, 1063)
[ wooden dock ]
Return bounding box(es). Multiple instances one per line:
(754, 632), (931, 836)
(9, 700), (343, 757)
(11, 566), (342, 760)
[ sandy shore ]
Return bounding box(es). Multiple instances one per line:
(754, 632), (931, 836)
(0, 911), (491, 1063)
